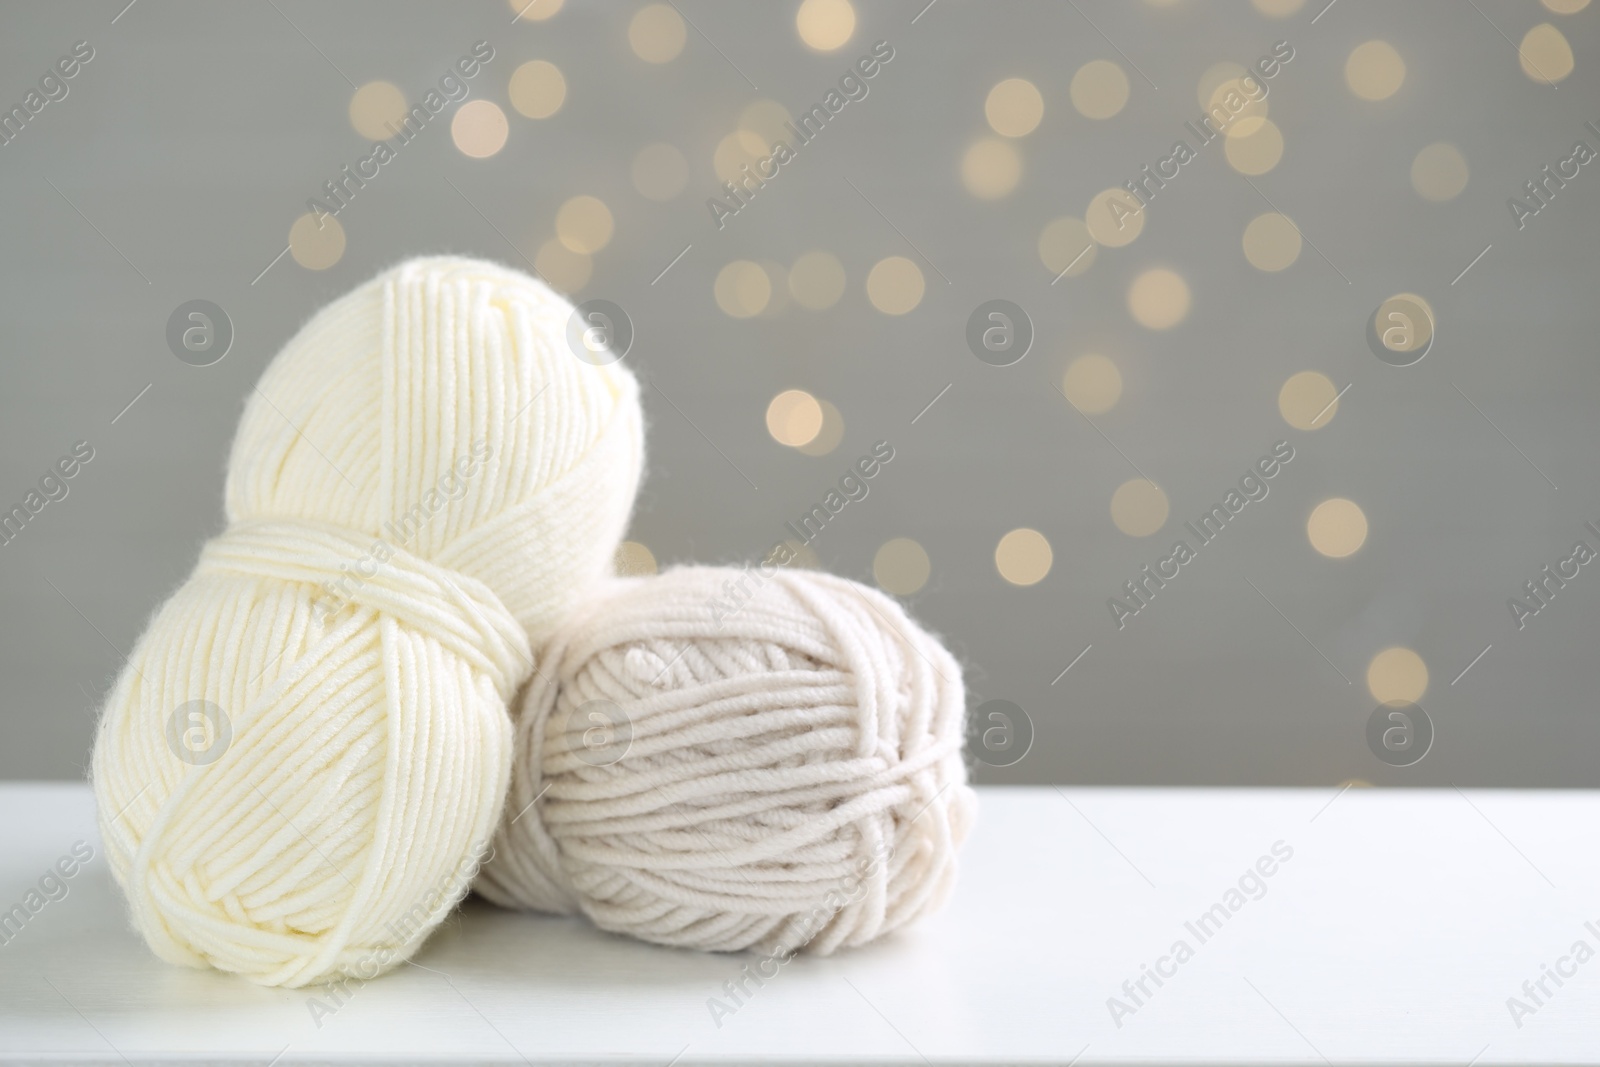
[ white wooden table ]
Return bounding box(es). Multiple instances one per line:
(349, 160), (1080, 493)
(1, 783), (1596, 1065)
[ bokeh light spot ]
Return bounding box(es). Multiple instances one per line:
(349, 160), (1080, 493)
(349, 81), (407, 141)
(1345, 40), (1406, 101)
(630, 3), (687, 63)
(1520, 23), (1575, 84)
(289, 212), (345, 271)
(451, 99), (509, 158)
(615, 541), (658, 576)
(556, 195), (614, 254)
(996, 528), (1053, 586)
(797, 399), (844, 456)
(986, 77), (1045, 136)
(1085, 187), (1144, 247)
(1111, 478), (1170, 537)
(790, 250), (847, 310)
(1062, 354), (1122, 414)
(509, 0), (563, 19)
(1224, 117), (1283, 174)
(535, 237), (592, 294)
(509, 60), (566, 118)
(1410, 142), (1469, 202)
(632, 142), (688, 201)
(961, 137), (1023, 199)
(1128, 268), (1191, 330)
(715, 260), (772, 317)
(1278, 370), (1340, 430)
(1242, 212), (1302, 271)
(866, 256), (925, 315)
(1038, 216), (1098, 277)
(766, 389), (824, 447)
(796, 0), (855, 51)
(874, 538), (931, 596)
(1308, 498), (1369, 558)
(1368, 647), (1428, 704)
(1071, 59), (1130, 119)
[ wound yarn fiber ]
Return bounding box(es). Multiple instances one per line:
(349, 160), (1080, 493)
(91, 256), (643, 987)
(475, 565), (975, 955)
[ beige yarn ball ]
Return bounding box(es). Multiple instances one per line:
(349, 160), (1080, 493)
(91, 257), (643, 987)
(476, 565), (976, 955)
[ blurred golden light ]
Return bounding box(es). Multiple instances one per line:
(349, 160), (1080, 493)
(782, 538), (822, 569)
(986, 78), (1045, 137)
(1071, 59), (1130, 120)
(1278, 371), (1340, 430)
(1197, 61), (1248, 112)
(766, 389), (824, 447)
(451, 99), (509, 158)
(1368, 647), (1428, 704)
(1520, 23), (1575, 84)
(535, 237), (592, 294)
(874, 538), (931, 596)
(1085, 187), (1143, 247)
(1410, 142), (1469, 202)
(508, 0), (564, 20)
(713, 132), (764, 184)
(1375, 292), (1434, 357)
(555, 195), (614, 254)
(1111, 478), (1169, 537)
(1038, 216), (1098, 277)
(1208, 76), (1270, 138)
(796, 0), (855, 51)
(1307, 498), (1368, 558)
(798, 398), (844, 456)
(715, 260), (772, 318)
(1251, 0), (1305, 15)
(866, 256), (925, 315)
(995, 528), (1053, 586)
(1224, 118), (1283, 174)
(758, 260), (791, 316)
(1127, 268), (1190, 330)
(1062, 354), (1122, 414)
(632, 142), (688, 201)
(629, 3), (687, 63)
(789, 250), (847, 310)
(961, 137), (1022, 199)
(615, 540), (658, 576)
(739, 99), (793, 154)
(349, 81), (407, 141)
(1242, 212), (1302, 271)
(1543, 0), (1590, 12)
(509, 60), (566, 118)
(289, 212), (344, 271)
(1345, 40), (1406, 101)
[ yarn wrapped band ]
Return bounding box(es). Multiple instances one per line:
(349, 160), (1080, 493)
(92, 257), (643, 987)
(476, 566), (975, 956)
(200, 520), (530, 699)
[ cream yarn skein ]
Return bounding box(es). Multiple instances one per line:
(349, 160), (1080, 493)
(476, 565), (975, 955)
(92, 257), (643, 987)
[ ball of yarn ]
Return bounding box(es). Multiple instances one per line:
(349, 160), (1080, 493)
(91, 257), (643, 987)
(476, 565), (976, 955)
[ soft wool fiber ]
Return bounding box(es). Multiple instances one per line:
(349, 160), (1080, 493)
(92, 257), (643, 987)
(476, 565), (975, 954)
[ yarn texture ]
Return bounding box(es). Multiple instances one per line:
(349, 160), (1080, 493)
(476, 565), (975, 955)
(92, 256), (643, 987)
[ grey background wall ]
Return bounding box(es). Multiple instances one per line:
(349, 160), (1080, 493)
(1, 0), (1596, 787)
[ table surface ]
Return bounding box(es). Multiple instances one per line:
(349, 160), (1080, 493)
(1, 783), (1596, 1065)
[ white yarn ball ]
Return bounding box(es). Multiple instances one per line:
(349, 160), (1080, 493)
(92, 257), (643, 987)
(476, 565), (976, 955)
